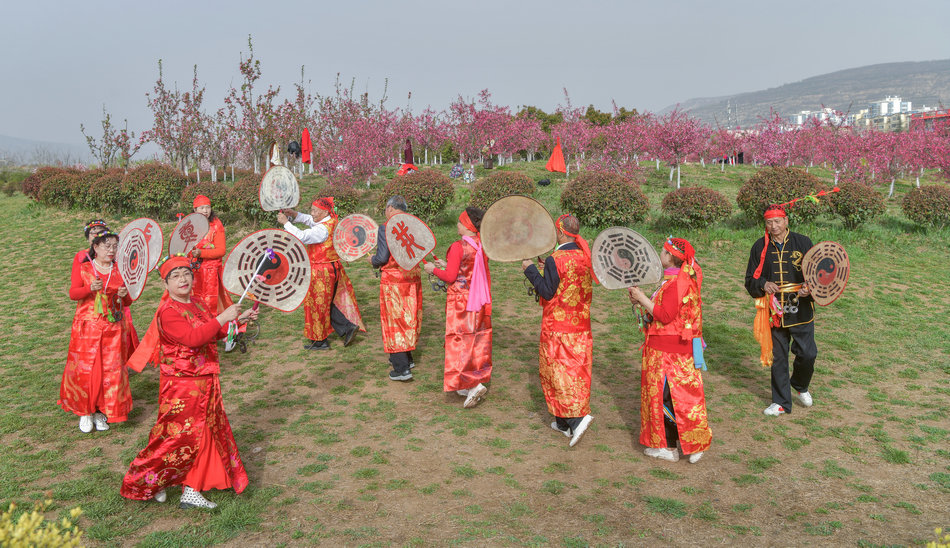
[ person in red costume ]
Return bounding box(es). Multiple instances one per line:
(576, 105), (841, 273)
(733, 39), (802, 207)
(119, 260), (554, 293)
(60, 231), (134, 433)
(190, 195), (233, 314)
(628, 237), (712, 464)
(278, 196), (364, 350)
(522, 214), (595, 447)
(120, 255), (257, 509)
(423, 207), (493, 408)
(370, 196), (423, 381)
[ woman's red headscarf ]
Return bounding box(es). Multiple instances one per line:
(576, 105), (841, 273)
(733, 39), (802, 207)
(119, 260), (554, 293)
(556, 214), (598, 285)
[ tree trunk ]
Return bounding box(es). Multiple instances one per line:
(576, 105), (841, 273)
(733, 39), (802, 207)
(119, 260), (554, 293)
(231, 166), (235, 181)
(700, 157), (705, 168)
(253, 157), (259, 174)
(656, 159), (660, 170)
(676, 165), (681, 189)
(197, 168), (200, 183)
(888, 178), (896, 197)
(669, 166), (675, 182)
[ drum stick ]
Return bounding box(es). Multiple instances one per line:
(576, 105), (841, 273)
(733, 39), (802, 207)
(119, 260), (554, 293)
(235, 248), (276, 306)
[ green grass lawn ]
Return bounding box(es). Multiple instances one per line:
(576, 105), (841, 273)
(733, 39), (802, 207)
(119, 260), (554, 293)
(1, 161), (948, 546)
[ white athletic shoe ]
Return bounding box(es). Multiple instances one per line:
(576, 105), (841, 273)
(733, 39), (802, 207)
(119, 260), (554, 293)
(93, 412), (110, 431)
(644, 447), (680, 462)
(153, 489), (167, 503)
(456, 389), (469, 396)
(796, 391), (813, 407)
(180, 486), (217, 509)
(688, 451), (704, 464)
(763, 403), (786, 416)
(463, 383), (488, 408)
(550, 421), (571, 437)
(78, 415), (94, 433)
(569, 415), (594, 447)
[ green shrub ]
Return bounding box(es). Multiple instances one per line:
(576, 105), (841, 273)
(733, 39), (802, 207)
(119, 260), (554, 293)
(180, 181), (232, 214)
(736, 167), (827, 222)
(38, 169), (81, 208)
(321, 184), (364, 217)
(226, 174), (267, 225)
(377, 169), (454, 221)
(125, 163), (189, 220)
(829, 182), (885, 229)
(661, 186), (732, 228)
(21, 167), (65, 200)
(902, 185), (950, 228)
(469, 170), (534, 209)
(0, 170), (28, 197)
(86, 169), (128, 215)
(70, 169), (107, 210)
(560, 169), (649, 227)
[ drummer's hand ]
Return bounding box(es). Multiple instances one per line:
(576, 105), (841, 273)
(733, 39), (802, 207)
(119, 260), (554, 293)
(628, 286), (645, 305)
(238, 308), (259, 323)
(218, 304), (241, 324)
(763, 281), (779, 295)
(283, 208), (298, 218)
(191, 248), (202, 258)
(521, 259), (533, 271)
(89, 278), (104, 291)
(798, 284), (811, 297)
(276, 212), (289, 225)
(433, 258), (447, 269)
(423, 262), (435, 274)
(117, 286), (129, 298)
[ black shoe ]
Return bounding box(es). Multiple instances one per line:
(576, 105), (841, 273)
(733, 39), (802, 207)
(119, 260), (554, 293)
(304, 339), (330, 350)
(342, 327), (358, 347)
(389, 369), (413, 381)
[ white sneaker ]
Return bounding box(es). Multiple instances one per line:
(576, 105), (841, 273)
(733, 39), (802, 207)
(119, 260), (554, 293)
(93, 412), (110, 431)
(688, 451), (704, 464)
(763, 403), (786, 416)
(153, 489), (167, 503)
(180, 486), (217, 509)
(550, 421), (571, 437)
(78, 415), (93, 433)
(569, 415), (594, 447)
(456, 389), (469, 396)
(796, 391), (813, 407)
(463, 383), (488, 408)
(644, 447), (680, 462)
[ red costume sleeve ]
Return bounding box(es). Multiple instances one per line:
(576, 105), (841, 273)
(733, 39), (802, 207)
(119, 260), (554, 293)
(651, 283), (682, 325)
(431, 241), (463, 283)
(69, 260), (93, 301)
(159, 305), (225, 348)
(198, 221), (226, 260)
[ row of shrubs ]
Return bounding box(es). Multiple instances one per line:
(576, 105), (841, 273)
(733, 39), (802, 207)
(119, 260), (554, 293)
(16, 163), (950, 230)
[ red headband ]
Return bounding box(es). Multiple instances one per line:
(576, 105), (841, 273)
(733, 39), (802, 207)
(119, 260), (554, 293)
(312, 196), (334, 212)
(556, 214), (599, 285)
(193, 195), (211, 208)
(159, 255), (193, 279)
(663, 237), (694, 263)
(763, 205), (786, 219)
(555, 214), (577, 237)
(459, 211), (478, 234)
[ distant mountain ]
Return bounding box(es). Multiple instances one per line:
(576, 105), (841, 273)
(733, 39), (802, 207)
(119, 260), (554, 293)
(0, 134), (90, 165)
(665, 60), (950, 128)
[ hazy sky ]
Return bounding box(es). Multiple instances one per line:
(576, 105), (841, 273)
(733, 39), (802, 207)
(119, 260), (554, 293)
(2, 0), (949, 146)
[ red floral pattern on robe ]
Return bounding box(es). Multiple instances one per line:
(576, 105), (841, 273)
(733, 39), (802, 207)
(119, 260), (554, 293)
(379, 257), (422, 353)
(440, 240), (492, 391)
(303, 216), (364, 340)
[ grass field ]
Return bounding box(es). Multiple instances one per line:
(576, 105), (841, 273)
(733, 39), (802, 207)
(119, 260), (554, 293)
(1, 161), (948, 547)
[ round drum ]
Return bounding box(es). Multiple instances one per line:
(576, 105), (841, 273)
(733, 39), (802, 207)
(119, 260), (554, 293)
(334, 214), (379, 261)
(168, 213), (209, 256)
(117, 227), (149, 301)
(592, 227), (663, 289)
(384, 213), (435, 270)
(118, 217), (163, 271)
(802, 241), (849, 306)
(222, 229), (311, 312)
(481, 195), (556, 262)
(259, 165), (300, 212)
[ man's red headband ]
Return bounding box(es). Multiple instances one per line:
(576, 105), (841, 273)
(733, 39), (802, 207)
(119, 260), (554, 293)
(312, 196), (334, 212)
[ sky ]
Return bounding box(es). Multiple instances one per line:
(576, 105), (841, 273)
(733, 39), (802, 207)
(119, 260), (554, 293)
(2, 0), (949, 148)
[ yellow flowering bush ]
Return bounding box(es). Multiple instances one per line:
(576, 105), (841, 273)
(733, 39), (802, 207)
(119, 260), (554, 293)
(929, 527), (950, 548)
(0, 500), (84, 547)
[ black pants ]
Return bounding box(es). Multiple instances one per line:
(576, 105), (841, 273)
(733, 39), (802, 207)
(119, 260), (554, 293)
(663, 380), (679, 449)
(389, 351), (414, 375)
(770, 322), (817, 412)
(555, 416), (583, 432)
(329, 305), (355, 338)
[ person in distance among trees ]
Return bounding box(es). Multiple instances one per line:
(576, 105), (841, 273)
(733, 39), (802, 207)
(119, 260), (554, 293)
(278, 196), (364, 350)
(628, 237), (712, 464)
(521, 214), (594, 447)
(424, 207), (493, 407)
(744, 204), (817, 417)
(370, 195), (423, 382)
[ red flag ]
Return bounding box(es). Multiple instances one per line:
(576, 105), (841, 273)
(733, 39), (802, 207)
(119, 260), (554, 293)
(301, 128), (313, 164)
(546, 137), (566, 173)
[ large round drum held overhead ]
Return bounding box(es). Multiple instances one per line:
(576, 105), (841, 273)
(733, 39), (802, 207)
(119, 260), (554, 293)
(802, 241), (850, 306)
(116, 227), (149, 301)
(591, 227), (663, 289)
(259, 165), (300, 212)
(385, 213), (436, 270)
(333, 214), (379, 262)
(222, 229), (311, 312)
(480, 195), (556, 262)
(168, 213), (209, 257)
(118, 218), (163, 271)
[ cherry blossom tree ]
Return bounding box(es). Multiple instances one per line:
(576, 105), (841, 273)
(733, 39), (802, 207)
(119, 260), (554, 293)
(648, 107), (706, 188)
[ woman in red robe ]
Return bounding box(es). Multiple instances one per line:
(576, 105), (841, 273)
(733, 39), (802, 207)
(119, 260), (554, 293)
(190, 195), (233, 314)
(121, 256), (256, 509)
(60, 231), (134, 433)
(628, 237), (712, 464)
(424, 208), (492, 408)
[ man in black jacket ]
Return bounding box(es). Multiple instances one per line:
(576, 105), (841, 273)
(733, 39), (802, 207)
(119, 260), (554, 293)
(744, 204), (816, 416)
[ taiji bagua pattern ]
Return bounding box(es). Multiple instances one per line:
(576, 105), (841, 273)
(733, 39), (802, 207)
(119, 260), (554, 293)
(223, 230), (311, 312)
(117, 228), (149, 301)
(591, 227), (663, 289)
(258, 165), (300, 211)
(802, 241), (849, 306)
(333, 214), (378, 261)
(168, 213), (209, 256)
(119, 218), (163, 271)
